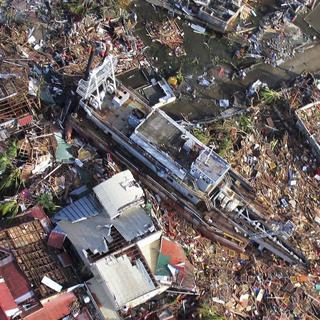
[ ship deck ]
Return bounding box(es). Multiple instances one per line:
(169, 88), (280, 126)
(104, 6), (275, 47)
(92, 91), (151, 137)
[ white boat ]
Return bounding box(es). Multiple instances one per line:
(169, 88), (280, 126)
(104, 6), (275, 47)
(190, 23), (206, 34)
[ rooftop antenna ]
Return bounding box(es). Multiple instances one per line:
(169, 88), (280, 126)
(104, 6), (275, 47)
(205, 147), (213, 165)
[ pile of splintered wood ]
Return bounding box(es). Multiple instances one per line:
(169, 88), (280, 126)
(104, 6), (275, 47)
(146, 19), (185, 56)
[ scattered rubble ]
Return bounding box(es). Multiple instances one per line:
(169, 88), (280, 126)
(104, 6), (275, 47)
(0, 0), (319, 319)
(146, 19), (186, 57)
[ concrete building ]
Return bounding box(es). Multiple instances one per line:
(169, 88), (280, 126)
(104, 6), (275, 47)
(54, 170), (196, 319)
(54, 171), (164, 318)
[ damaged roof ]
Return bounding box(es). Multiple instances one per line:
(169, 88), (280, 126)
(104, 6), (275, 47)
(93, 170), (145, 219)
(57, 204), (154, 264)
(0, 219), (77, 299)
(155, 237), (196, 292)
(23, 291), (77, 320)
(0, 92), (39, 126)
(114, 206), (155, 242)
(93, 251), (156, 309)
(54, 194), (104, 222)
(55, 171), (154, 264)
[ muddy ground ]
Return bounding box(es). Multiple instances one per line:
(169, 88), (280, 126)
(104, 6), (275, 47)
(133, 1), (320, 121)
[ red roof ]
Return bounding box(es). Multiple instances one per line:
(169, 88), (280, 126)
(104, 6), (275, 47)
(0, 279), (18, 317)
(0, 261), (31, 300)
(0, 306), (9, 320)
(158, 237), (196, 291)
(17, 114), (33, 127)
(161, 237), (187, 266)
(28, 205), (47, 220)
(47, 230), (66, 249)
(24, 292), (77, 320)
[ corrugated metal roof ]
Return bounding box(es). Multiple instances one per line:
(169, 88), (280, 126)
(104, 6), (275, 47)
(28, 205), (47, 220)
(17, 114), (33, 127)
(93, 170), (144, 219)
(54, 194), (104, 222)
(57, 214), (112, 265)
(94, 254), (156, 308)
(47, 228), (66, 249)
(0, 307), (8, 320)
(0, 260), (32, 301)
(57, 206), (154, 266)
(114, 207), (154, 242)
(155, 237), (196, 292)
(24, 292), (77, 320)
(0, 279), (18, 315)
(27, 205), (52, 232)
(54, 132), (74, 163)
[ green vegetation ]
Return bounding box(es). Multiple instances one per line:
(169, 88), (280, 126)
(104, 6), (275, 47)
(0, 141), (17, 173)
(0, 142), (22, 218)
(0, 200), (19, 217)
(218, 136), (233, 158)
(176, 69), (184, 83)
(261, 88), (281, 104)
(0, 168), (22, 191)
(64, 0), (131, 18)
(270, 139), (278, 151)
(238, 114), (253, 134)
(198, 302), (225, 320)
(193, 128), (211, 145)
(0, 141), (22, 192)
(37, 193), (57, 214)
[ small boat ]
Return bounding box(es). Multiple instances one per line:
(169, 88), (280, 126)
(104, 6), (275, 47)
(190, 23), (206, 34)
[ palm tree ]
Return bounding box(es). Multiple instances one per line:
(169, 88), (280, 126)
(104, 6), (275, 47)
(0, 141), (22, 193)
(0, 200), (19, 217)
(0, 153), (11, 173)
(0, 168), (22, 191)
(261, 88), (281, 104)
(0, 140), (17, 173)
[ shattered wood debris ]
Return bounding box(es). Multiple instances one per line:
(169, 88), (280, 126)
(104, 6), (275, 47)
(153, 201), (320, 319)
(146, 19), (186, 57)
(0, 0), (320, 319)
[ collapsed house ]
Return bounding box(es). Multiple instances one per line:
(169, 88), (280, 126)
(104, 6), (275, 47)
(54, 170), (196, 319)
(0, 206), (97, 320)
(0, 82), (39, 141)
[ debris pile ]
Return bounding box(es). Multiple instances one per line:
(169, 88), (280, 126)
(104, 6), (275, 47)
(0, 1), (144, 77)
(296, 102), (320, 143)
(155, 204), (320, 319)
(146, 19), (186, 57)
(0, 0), (319, 319)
